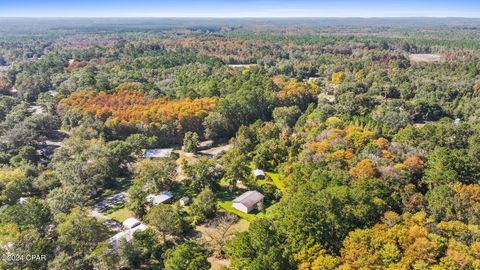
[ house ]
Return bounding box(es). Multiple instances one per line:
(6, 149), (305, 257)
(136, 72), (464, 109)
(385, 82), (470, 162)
(146, 191), (173, 206)
(123, 217), (141, 229)
(179, 196), (190, 206)
(108, 223), (148, 248)
(198, 140), (214, 150)
(143, 148), (173, 158)
(253, 169), (265, 180)
(232, 190), (265, 213)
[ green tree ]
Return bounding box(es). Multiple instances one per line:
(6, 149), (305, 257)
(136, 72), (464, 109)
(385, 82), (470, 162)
(56, 207), (109, 266)
(0, 198), (52, 233)
(0, 225), (53, 270)
(145, 204), (185, 242)
(252, 139), (288, 171)
(231, 125), (258, 154)
(226, 218), (292, 270)
(222, 147), (250, 191)
(273, 106), (301, 128)
(52, 133), (115, 193)
(10, 145), (39, 166)
(423, 147), (458, 188)
(182, 157), (223, 192)
(127, 180), (148, 217)
(164, 243), (210, 270)
(191, 187), (217, 224)
(182, 131), (200, 153)
(0, 166), (30, 205)
(203, 112), (231, 140)
(46, 185), (91, 214)
(134, 158), (176, 192)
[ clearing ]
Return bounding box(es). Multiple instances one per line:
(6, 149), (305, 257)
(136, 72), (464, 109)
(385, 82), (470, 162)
(409, 54), (444, 63)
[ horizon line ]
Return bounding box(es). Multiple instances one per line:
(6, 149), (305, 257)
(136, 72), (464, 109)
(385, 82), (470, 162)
(1, 16), (480, 19)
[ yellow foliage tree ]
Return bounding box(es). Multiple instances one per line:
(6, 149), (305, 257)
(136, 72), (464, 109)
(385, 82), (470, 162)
(372, 137), (389, 149)
(331, 71), (345, 85)
(339, 212), (480, 269)
(344, 126), (374, 149)
(349, 159), (377, 180)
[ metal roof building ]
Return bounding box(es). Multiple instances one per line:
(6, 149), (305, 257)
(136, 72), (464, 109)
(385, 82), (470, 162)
(146, 191), (173, 206)
(143, 148), (173, 158)
(232, 190), (264, 213)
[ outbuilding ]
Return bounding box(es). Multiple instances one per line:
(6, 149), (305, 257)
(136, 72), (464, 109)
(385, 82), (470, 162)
(179, 196), (190, 206)
(232, 190), (265, 213)
(122, 217), (141, 229)
(17, 197), (29, 205)
(146, 191), (173, 206)
(198, 140), (214, 150)
(143, 148), (173, 158)
(253, 169), (265, 180)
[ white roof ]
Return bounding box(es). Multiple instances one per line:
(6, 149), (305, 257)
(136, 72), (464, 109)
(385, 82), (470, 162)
(122, 217), (141, 229)
(108, 223), (148, 248)
(17, 197), (29, 204)
(109, 230), (130, 245)
(253, 169), (265, 176)
(146, 191), (173, 205)
(233, 190), (264, 208)
(143, 148), (173, 158)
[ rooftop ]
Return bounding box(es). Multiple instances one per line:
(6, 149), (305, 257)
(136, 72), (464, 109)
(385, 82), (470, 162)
(108, 223), (148, 248)
(147, 191), (173, 205)
(253, 169), (265, 176)
(143, 148), (173, 158)
(123, 217), (141, 229)
(233, 190), (264, 208)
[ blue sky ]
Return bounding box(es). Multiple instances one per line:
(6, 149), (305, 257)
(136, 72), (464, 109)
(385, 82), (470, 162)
(0, 0), (479, 17)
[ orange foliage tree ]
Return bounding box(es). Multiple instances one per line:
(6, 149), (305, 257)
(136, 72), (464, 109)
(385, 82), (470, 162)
(58, 88), (218, 138)
(349, 159), (377, 180)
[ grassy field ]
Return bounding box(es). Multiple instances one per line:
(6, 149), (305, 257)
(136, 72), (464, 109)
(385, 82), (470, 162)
(215, 186), (262, 221)
(107, 207), (135, 223)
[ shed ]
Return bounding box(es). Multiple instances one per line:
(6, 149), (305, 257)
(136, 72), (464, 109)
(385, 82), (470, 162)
(253, 169), (265, 180)
(198, 140), (214, 150)
(179, 196), (190, 206)
(123, 217), (141, 229)
(17, 197), (29, 205)
(143, 148), (173, 158)
(147, 191), (173, 206)
(232, 190), (265, 213)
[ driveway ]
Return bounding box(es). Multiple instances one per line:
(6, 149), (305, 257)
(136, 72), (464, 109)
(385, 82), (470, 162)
(92, 191), (128, 212)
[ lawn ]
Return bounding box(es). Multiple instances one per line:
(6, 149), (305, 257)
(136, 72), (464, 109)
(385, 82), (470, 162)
(265, 172), (284, 192)
(215, 187), (261, 221)
(107, 207), (135, 223)
(217, 200), (256, 221)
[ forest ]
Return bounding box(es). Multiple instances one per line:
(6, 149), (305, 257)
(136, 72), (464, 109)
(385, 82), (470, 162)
(0, 18), (480, 270)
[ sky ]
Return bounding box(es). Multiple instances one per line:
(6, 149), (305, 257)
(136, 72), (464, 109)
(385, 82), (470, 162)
(0, 0), (479, 18)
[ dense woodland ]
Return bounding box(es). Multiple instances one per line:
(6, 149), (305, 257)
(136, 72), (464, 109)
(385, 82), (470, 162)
(1, 18), (480, 270)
